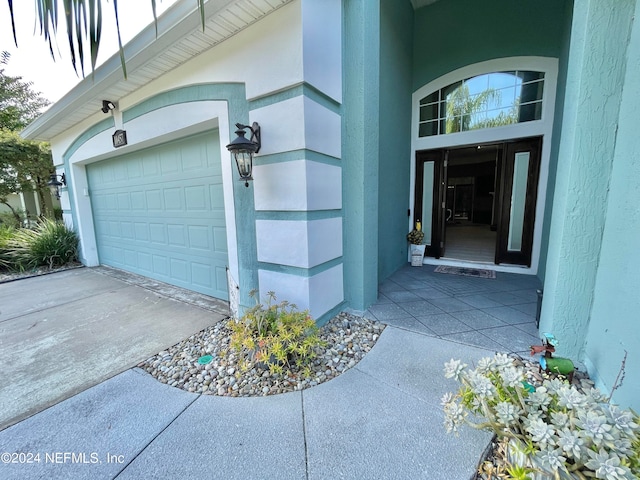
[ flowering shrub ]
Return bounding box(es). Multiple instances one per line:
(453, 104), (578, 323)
(229, 291), (324, 375)
(442, 353), (640, 479)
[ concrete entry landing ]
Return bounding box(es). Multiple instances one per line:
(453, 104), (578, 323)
(0, 267), (229, 431)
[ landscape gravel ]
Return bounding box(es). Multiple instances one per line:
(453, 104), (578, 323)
(138, 312), (385, 396)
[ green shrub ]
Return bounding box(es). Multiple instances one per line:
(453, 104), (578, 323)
(7, 219), (78, 270)
(0, 210), (25, 229)
(230, 291), (324, 376)
(52, 207), (63, 221)
(0, 224), (15, 270)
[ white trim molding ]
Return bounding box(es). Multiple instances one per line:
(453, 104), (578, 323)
(410, 56), (559, 275)
(65, 100), (238, 284)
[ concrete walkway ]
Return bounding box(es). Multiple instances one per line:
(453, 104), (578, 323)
(0, 264), (543, 479)
(0, 268), (228, 431)
(0, 326), (493, 480)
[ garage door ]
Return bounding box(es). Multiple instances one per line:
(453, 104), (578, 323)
(87, 131), (229, 300)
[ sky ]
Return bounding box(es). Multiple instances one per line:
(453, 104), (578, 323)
(0, 0), (179, 105)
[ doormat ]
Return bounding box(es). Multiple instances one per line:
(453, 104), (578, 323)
(434, 265), (496, 279)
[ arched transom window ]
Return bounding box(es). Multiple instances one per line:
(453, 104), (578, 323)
(418, 71), (545, 137)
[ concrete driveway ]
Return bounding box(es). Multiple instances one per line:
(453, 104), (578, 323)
(0, 267), (228, 431)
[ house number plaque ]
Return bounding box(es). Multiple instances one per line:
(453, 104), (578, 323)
(112, 129), (128, 148)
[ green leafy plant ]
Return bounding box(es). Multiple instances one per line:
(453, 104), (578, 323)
(0, 224), (15, 270)
(407, 228), (424, 244)
(230, 291), (324, 375)
(7, 218), (78, 270)
(52, 206), (63, 221)
(0, 211), (26, 229)
(442, 353), (640, 479)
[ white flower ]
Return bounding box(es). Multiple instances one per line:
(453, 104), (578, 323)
(499, 365), (523, 389)
(550, 411), (570, 429)
(443, 400), (465, 434)
(536, 447), (567, 472)
(577, 410), (615, 447)
(612, 437), (634, 457)
(493, 352), (512, 369)
(585, 449), (632, 480)
(527, 386), (551, 411)
(476, 356), (494, 374)
(607, 405), (639, 437)
(495, 401), (521, 426)
(467, 370), (496, 399)
(585, 386), (609, 404)
(557, 428), (585, 460)
(444, 358), (467, 381)
(557, 386), (587, 410)
(526, 418), (556, 447)
(543, 377), (568, 395)
(440, 392), (454, 406)
(523, 410), (544, 428)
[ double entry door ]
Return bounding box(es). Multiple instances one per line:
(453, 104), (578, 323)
(414, 136), (541, 267)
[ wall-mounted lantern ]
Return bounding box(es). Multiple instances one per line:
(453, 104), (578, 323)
(47, 172), (66, 200)
(226, 122), (261, 187)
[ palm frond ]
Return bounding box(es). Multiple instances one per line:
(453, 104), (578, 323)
(7, 0), (17, 46)
(112, 0), (126, 79)
(8, 1), (207, 80)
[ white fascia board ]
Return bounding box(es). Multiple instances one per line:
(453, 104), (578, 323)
(22, 0), (216, 140)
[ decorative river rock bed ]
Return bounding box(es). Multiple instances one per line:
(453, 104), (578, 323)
(138, 312), (385, 396)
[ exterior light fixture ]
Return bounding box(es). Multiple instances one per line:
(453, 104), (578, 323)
(226, 122), (261, 187)
(47, 172), (66, 200)
(101, 100), (117, 113)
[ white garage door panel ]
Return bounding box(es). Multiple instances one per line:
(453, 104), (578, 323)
(87, 131), (229, 300)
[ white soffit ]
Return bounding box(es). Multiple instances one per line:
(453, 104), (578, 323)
(23, 0), (293, 141)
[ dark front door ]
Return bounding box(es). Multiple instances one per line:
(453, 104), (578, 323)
(495, 137), (542, 266)
(414, 149), (445, 258)
(414, 136), (541, 266)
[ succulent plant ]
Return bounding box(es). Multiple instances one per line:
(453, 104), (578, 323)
(407, 229), (424, 245)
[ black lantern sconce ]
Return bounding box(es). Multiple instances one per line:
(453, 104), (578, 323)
(226, 122), (261, 187)
(101, 100), (117, 113)
(47, 172), (66, 200)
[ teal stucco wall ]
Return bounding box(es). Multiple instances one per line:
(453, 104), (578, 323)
(582, 0), (640, 409)
(342, 0), (381, 310)
(412, 0), (570, 91)
(537, 1), (574, 283)
(378, 0), (414, 282)
(540, 0), (638, 409)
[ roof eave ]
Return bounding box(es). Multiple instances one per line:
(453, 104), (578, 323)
(22, 0), (234, 141)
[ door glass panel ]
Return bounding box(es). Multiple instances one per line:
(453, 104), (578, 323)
(420, 103), (439, 122)
(418, 71), (545, 137)
(421, 161), (434, 245)
(419, 120), (439, 137)
(521, 80), (544, 102)
(519, 102), (542, 122)
(507, 152), (530, 251)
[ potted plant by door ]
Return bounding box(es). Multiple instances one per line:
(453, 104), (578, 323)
(407, 220), (425, 266)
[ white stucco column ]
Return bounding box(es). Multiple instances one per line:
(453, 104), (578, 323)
(250, 0), (344, 322)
